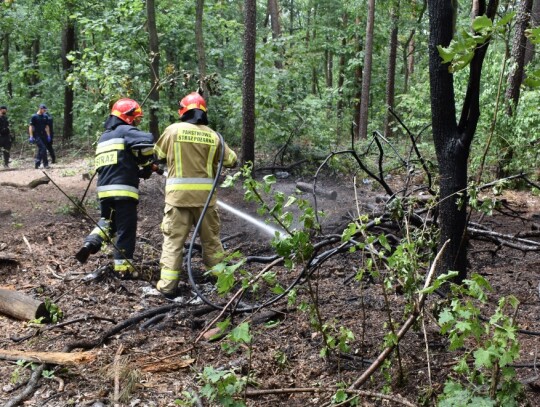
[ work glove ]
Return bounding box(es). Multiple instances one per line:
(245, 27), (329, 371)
(47, 135), (51, 143)
(138, 165), (153, 180)
(28, 136), (35, 144)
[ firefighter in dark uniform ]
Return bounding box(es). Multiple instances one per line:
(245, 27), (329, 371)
(75, 98), (155, 279)
(29, 103), (52, 169)
(0, 105), (13, 168)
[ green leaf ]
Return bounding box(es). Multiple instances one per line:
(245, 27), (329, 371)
(473, 348), (493, 368)
(228, 322), (252, 344)
(437, 44), (455, 64)
(496, 12), (515, 27)
(472, 15), (492, 32)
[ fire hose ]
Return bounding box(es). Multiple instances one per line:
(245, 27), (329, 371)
(185, 132), (307, 313)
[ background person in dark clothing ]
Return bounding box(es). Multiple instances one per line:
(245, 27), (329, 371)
(44, 108), (56, 164)
(75, 98), (155, 280)
(28, 103), (52, 169)
(0, 105), (13, 169)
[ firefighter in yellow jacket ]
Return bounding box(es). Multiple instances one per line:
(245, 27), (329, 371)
(154, 92), (237, 298)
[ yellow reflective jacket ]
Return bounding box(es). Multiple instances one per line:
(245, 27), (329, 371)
(154, 122), (237, 207)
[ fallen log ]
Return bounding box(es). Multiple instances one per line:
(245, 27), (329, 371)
(0, 288), (49, 321)
(27, 176), (50, 189)
(0, 349), (95, 365)
(296, 181), (337, 200)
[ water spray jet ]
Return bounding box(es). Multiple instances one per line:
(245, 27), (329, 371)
(217, 199), (286, 240)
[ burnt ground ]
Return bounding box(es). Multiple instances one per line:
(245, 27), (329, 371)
(0, 153), (539, 407)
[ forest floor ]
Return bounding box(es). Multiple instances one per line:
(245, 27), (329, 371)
(0, 150), (539, 407)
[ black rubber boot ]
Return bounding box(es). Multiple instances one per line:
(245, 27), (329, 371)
(75, 243), (99, 264)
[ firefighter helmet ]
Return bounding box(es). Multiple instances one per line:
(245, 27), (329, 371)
(110, 98), (143, 125)
(178, 92), (207, 116)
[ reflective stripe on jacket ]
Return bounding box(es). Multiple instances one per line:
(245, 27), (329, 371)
(95, 120), (155, 201)
(155, 122), (237, 207)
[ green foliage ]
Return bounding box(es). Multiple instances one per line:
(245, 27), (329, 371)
(220, 321), (252, 355)
(196, 366), (248, 407)
(437, 275), (523, 406)
(44, 297), (64, 323)
(437, 13), (514, 73)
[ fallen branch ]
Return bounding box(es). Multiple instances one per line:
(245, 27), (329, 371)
(0, 349), (95, 365)
(64, 304), (215, 352)
(113, 344), (124, 407)
(3, 364), (45, 407)
(348, 239), (449, 390)
(11, 315), (117, 343)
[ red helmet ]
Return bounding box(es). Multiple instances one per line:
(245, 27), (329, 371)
(110, 98), (143, 125)
(178, 92), (207, 116)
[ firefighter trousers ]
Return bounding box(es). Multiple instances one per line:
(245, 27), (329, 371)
(84, 198), (138, 273)
(158, 204), (224, 293)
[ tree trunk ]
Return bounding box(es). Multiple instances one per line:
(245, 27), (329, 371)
(28, 39), (40, 96)
(325, 46), (333, 88)
(384, 4), (399, 138)
(505, 0), (533, 115)
(146, 0), (160, 140)
(524, 0), (540, 66)
(267, 0), (283, 69)
(61, 17), (76, 142)
(195, 0), (208, 96)
(498, 0), (533, 177)
(336, 12), (348, 141)
(428, 0), (499, 283)
(358, 0), (375, 139)
(353, 16), (363, 140)
(2, 33), (12, 98)
(241, 0), (256, 165)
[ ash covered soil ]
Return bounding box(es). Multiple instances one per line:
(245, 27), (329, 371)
(0, 154), (539, 407)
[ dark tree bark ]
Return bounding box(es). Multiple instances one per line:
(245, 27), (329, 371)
(384, 3), (399, 138)
(524, 0), (540, 66)
(353, 15), (363, 140)
(358, 0), (375, 139)
(336, 12), (348, 140)
(506, 0), (533, 115)
(267, 0), (283, 69)
(61, 9), (76, 142)
(428, 0), (499, 283)
(498, 0), (533, 177)
(2, 34), (12, 98)
(241, 0), (256, 165)
(195, 0), (207, 96)
(325, 46), (333, 88)
(146, 0), (160, 140)
(28, 39), (40, 96)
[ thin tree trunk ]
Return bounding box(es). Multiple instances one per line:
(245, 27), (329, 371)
(505, 0), (533, 115)
(2, 34), (12, 98)
(195, 0), (208, 95)
(325, 46), (333, 88)
(147, 0), (160, 140)
(336, 12), (348, 141)
(267, 0), (283, 69)
(353, 16), (363, 140)
(61, 19), (76, 142)
(384, 3), (399, 138)
(497, 0), (532, 178)
(28, 39), (40, 96)
(241, 0), (256, 165)
(358, 0), (375, 139)
(524, 0), (540, 66)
